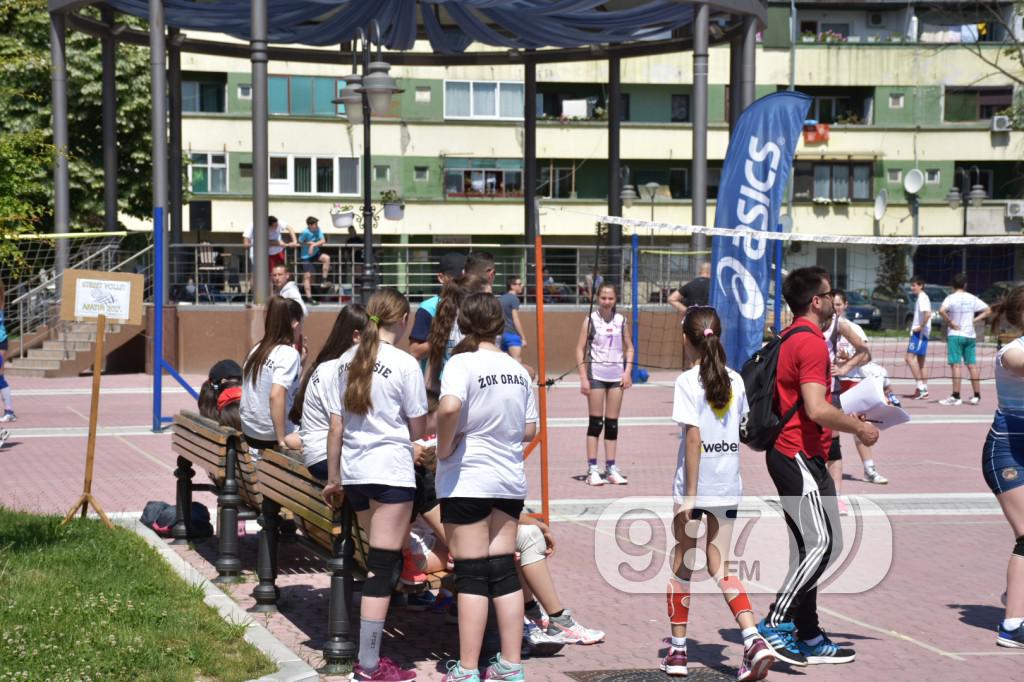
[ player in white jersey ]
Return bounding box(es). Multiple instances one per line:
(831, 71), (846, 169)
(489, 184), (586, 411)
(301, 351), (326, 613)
(938, 273), (991, 406)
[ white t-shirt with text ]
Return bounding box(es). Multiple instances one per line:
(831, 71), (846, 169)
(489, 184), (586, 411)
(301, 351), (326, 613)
(436, 349), (539, 500)
(325, 343), (427, 488)
(245, 223), (287, 259)
(912, 291), (932, 337)
(298, 358), (342, 467)
(240, 344), (301, 441)
(941, 291), (989, 339)
(671, 366), (748, 507)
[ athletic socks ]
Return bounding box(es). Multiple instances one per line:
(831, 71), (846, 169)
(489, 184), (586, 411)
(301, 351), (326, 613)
(0, 386), (11, 412)
(741, 627), (759, 645)
(587, 459), (598, 468)
(975, 392), (982, 400)
(605, 459), (615, 469)
(1004, 617), (1024, 630)
(952, 392), (961, 400)
(670, 635), (687, 649)
(524, 600), (543, 622)
(358, 618), (385, 672)
(548, 609), (565, 619)
(917, 382), (927, 391)
(862, 459), (874, 470)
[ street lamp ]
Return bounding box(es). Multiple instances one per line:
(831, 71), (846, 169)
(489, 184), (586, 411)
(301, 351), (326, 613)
(643, 181), (660, 245)
(333, 21), (403, 304)
(619, 165), (636, 208)
(945, 165), (987, 274)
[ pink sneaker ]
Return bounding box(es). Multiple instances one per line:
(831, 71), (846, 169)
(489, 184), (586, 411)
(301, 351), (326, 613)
(660, 643), (688, 676)
(738, 636), (775, 681)
(351, 657), (417, 681)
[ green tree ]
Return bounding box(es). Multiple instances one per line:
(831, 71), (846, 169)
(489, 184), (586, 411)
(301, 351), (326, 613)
(0, 0), (153, 234)
(874, 244), (910, 294)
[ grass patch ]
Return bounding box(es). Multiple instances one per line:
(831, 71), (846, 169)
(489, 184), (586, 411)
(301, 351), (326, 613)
(0, 507), (276, 682)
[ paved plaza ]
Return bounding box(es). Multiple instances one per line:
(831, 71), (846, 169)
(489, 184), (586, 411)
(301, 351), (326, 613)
(1, 371), (1021, 680)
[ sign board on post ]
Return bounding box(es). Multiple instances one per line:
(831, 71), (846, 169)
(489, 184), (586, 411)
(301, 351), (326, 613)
(60, 269), (144, 325)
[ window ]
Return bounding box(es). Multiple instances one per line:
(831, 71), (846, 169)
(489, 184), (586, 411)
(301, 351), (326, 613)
(444, 81), (525, 120)
(268, 75), (347, 116)
(816, 247), (848, 289)
(794, 161), (873, 201)
(926, 169), (941, 184)
(415, 86), (432, 103)
(671, 94), (691, 123)
(239, 163), (253, 178)
(945, 87), (1013, 121)
(888, 93), (904, 109)
(266, 155), (359, 195)
(237, 83), (252, 100)
(445, 162), (524, 197)
(414, 166), (429, 182)
(189, 153), (227, 193)
(374, 165), (391, 183)
(538, 166), (572, 199)
(812, 95), (865, 124)
(887, 169), (902, 184)
(669, 168), (689, 199)
(182, 81), (225, 113)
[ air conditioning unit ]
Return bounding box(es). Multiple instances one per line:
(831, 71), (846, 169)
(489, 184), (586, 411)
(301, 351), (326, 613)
(992, 115), (1012, 132)
(1007, 200), (1024, 218)
(867, 12), (885, 28)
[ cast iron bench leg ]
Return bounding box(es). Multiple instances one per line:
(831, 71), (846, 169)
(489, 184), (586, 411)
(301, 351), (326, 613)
(214, 439), (243, 582)
(171, 455), (194, 544)
(323, 502), (357, 670)
(252, 498), (281, 612)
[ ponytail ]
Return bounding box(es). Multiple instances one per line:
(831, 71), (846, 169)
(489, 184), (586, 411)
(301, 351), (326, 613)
(426, 273), (488, 388)
(452, 292), (504, 356)
(343, 288), (408, 415)
(682, 307), (731, 410)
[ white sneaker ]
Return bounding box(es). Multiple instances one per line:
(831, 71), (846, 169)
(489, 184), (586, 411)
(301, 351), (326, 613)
(938, 396), (962, 406)
(864, 467), (888, 485)
(837, 498), (850, 516)
(604, 465), (628, 485)
(586, 468), (605, 486)
(546, 609), (605, 644)
(0, 429), (8, 448)
(968, 396), (981, 406)
(0, 411), (16, 423)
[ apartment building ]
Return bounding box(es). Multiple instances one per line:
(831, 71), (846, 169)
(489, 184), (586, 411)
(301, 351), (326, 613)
(159, 0), (1024, 292)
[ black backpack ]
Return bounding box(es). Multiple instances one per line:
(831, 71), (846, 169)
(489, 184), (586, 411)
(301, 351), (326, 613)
(739, 325), (817, 452)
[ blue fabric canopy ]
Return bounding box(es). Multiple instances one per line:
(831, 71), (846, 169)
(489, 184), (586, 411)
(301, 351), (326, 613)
(97, 0), (762, 52)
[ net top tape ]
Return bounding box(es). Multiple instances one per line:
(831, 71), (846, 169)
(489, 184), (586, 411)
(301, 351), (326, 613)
(551, 208), (1024, 246)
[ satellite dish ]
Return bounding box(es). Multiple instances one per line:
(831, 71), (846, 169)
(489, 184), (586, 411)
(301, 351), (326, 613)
(778, 214), (794, 232)
(874, 189), (889, 221)
(903, 168), (924, 195)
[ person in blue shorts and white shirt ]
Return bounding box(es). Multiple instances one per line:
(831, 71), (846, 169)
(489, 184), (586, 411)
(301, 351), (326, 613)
(938, 273), (991, 406)
(905, 276), (932, 399)
(499, 276), (528, 362)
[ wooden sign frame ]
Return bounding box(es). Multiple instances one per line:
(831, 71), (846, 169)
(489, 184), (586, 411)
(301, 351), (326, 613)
(60, 269), (144, 326)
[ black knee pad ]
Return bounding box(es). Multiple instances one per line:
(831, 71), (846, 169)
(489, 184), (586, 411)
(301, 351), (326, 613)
(487, 554), (521, 598)
(363, 547), (403, 597)
(1015, 535), (1024, 558)
(454, 557), (490, 597)
(587, 416), (604, 438)
(604, 418), (619, 441)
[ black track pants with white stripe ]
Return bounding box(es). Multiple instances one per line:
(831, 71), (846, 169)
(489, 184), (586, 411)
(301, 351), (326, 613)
(764, 449), (843, 640)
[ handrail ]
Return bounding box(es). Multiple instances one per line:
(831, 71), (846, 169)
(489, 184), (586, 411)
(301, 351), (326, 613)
(8, 243), (122, 307)
(111, 244), (155, 272)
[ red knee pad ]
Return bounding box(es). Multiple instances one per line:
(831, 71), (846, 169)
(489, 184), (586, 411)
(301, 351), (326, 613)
(718, 576), (753, 618)
(666, 578), (690, 625)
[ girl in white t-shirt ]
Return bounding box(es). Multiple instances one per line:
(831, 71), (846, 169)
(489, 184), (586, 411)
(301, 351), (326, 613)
(575, 283), (634, 487)
(283, 303), (367, 479)
(322, 288), (427, 682)
(436, 292), (538, 682)
(239, 296), (304, 451)
(664, 306), (774, 681)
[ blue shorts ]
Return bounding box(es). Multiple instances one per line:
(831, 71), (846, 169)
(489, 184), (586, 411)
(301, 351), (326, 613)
(983, 411), (1024, 495)
(343, 483), (415, 512)
(907, 331), (929, 357)
(500, 331), (523, 351)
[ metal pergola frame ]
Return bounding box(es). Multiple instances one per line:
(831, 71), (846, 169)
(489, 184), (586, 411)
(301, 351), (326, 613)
(47, 0), (763, 433)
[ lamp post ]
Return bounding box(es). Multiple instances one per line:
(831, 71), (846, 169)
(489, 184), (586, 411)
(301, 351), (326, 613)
(945, 165), (987, 278)
(619, 165), (637, 208)
(644, 181), (659, 245)
(334, 22), (402, 304)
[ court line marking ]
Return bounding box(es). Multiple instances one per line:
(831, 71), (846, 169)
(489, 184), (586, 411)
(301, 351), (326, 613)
(64, 406), (172, 471)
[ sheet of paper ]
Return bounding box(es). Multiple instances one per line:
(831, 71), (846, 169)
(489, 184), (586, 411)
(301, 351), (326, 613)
(838, 376), (911, 430)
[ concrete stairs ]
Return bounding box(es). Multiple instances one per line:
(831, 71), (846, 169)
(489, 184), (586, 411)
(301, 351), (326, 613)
(5, 322), (143, 378)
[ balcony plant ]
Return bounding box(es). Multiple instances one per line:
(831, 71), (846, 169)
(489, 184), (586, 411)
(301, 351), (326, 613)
(380, 189), (404, 221)
(801, 31), (816, 43)
(330, 203), (355, 228)
(818, 29), (847, 43)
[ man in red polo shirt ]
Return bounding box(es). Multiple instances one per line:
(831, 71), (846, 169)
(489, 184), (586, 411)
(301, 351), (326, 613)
(757, 266), (880, 668)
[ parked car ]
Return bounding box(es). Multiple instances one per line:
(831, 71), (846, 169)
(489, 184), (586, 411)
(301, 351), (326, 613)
(870, 283), (950, 331)
(842, 290), (882, 330)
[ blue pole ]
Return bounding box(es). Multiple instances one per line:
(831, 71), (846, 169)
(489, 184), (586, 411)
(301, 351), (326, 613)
(774, 224), (784, 333)
(153, 206), (163, 432)
(630, 233), (641, 381)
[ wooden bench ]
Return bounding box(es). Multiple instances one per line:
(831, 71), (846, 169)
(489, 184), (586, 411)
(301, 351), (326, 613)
(171, 411), (263, 581)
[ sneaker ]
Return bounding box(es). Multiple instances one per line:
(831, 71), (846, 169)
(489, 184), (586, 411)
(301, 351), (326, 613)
(738, 636), (776, 681)
(837, 498), (850, 516)
(0, 411), (16, 423)
(939, 396), (962, 406)
(0, 429), (8, 449)
(523, 619), (565, 657)
(351, 657), (417, 681)
(659, 642), (688, 677)
(910, 388), (929, 400)
(442, 661), (481, 682)
(969, 396), (981, 406)
(586, 468), (605, 486)
(404, 591), (435, 610)
(400, 548), (428, 586)
(546, 609), (605, 644)
(604, 465), (628, 485)
(796, 631), (855, 664)
(864, 467), (888, 485)
(525, 603), (549, 631)
(886, 392), (902, 408)
(997, 622), (1024, 648)
(483, 653), (525, 681)
(756, 619), (808, 667)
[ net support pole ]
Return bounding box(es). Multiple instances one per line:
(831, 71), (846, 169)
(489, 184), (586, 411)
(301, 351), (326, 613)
(149, 0), (167, 433)
(251, 0), (270, 305)
(101, 7), (118, 233)
(169, 26), (184, 265)
(524, 57), (537, 280)
(532, 235), (551, 526)
(691, 3), (709, 260)
(630, 233), (641, 381)
(607, 55), (623, 286)
(50, 11), (70, 278)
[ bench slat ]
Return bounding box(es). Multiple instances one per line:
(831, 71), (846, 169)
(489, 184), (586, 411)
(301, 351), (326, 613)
(257, 448), (316, 479)
(173, 428), (232, 458)
(174, 411), (232, 444)
(257, 471), (336, 522)
(171, 441), (224, 478)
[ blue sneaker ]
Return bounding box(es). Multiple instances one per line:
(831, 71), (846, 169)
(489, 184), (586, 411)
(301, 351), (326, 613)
(756, 619), (808, 667)
(997, 621), (1024, 648)
(796, 630), (856, 664)
(404, 591), (436, 611)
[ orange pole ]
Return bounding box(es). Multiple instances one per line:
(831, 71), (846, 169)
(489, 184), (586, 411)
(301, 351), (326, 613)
(533, 235), (550, 526)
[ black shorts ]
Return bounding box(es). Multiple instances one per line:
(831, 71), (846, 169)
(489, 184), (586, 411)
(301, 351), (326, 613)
(440, 497), (524, 525)
(300, 259), (317, 273)
(344, 484), (415, 512)
(243, 434), (278, 451)
(691, 505), (738, 521)
(412, 464), (439, 519)
(590, 379), (622, 390)
(828, 436), (842, 462)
